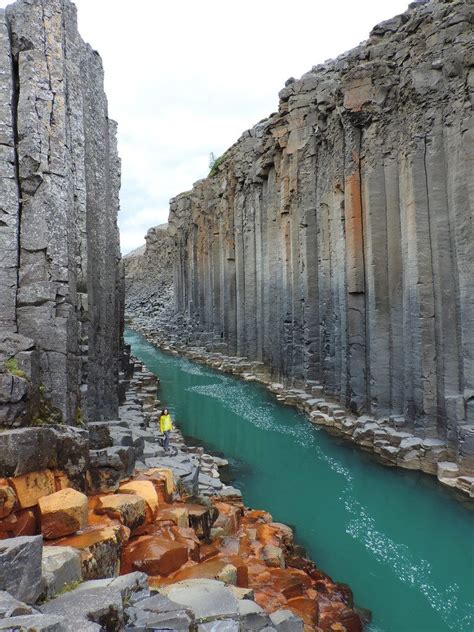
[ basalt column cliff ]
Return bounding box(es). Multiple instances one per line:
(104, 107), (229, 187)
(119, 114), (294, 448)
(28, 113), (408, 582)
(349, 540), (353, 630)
(0, 0), (123, 427)
(157, 1), (474, 473)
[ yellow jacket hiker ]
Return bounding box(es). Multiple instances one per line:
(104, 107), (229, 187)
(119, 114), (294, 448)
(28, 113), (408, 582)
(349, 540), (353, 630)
(159, 408), (173, 450)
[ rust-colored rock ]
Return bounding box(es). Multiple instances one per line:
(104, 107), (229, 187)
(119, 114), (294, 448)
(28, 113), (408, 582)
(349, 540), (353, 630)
(10, 469), (56, 509)
(140, 467), (175, 500)
(156, 504), (189, 528)
(53, 524), (124, 579)
(213, 501), (242, 536)
(122, 534), (189, 576)
(95, 493), (146, 530)
(0, 481), (17, 518)
(0, 508), (37, 537)
(39, 487), (88, 539)
(119, 480), (159, 522)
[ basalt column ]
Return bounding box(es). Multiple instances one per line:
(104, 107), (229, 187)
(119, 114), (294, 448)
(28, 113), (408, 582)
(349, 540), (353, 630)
(167, 0), (474, 471)
(0, 0), (123, 427)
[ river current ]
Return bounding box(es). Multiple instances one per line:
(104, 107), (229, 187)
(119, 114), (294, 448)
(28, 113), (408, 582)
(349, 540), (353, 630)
(126, 329), (474, 632)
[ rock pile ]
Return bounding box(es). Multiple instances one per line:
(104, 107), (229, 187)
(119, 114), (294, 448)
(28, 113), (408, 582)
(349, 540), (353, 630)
(0, 359), (365, 631)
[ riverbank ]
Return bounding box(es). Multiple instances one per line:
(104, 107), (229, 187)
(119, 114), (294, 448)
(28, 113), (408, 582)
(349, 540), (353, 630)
(0, 355), (365, 631)
(126, 319), (474, 502)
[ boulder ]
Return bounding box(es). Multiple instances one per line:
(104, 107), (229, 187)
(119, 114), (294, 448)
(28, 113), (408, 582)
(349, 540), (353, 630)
(52, 525), (123, 580)
(0, 535), (43, 603)
(10, 469), (56, 509)
(122, 535), (189, 576)
(270, 609), (304, 632)
(239, 599), (272, 631)
(0, 428), (57, 477)
(0, 481), (17, 518)
(40, 546), (82, 600)
(0, 591), (38, 619)
(95, 494), (146, 530)
(161, 579), (239, 621)
(88, 422), (113, 450)
(39, 488), (88, 539)
(40, 585), (124, 631)
(118, 480), (158, 521)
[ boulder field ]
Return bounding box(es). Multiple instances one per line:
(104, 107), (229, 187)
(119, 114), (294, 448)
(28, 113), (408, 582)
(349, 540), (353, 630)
(0, 359), (365, 632)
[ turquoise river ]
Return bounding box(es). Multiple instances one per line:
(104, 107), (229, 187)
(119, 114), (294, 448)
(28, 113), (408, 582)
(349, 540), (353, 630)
(126, 329), (474, 632)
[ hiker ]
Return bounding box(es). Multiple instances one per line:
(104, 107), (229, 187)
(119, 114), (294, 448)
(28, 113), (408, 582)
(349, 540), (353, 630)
(159, 408), (173, 451)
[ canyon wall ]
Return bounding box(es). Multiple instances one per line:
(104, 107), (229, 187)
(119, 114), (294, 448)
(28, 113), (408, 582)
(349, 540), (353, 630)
(124, 224), (174, 324)
(164, 0), (474, 470)
(0, 0), (123, 427)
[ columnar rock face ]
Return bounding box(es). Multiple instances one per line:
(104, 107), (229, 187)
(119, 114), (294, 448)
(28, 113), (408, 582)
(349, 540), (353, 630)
(124, 224), (174, 322)
(0, 0), (122, 426)
(165, 0), (474, 468)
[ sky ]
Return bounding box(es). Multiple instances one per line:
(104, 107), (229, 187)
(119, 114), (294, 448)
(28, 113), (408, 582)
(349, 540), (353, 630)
(2, 0), (411, 253)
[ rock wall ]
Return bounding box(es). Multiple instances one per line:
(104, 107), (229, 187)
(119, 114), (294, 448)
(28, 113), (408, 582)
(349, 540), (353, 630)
(0, 0), (123, 427)
(165, 0), (474, 470)
(124, 224), (174, 325)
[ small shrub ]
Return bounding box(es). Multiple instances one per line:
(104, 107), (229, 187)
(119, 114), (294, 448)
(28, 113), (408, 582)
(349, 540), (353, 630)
(4, 357), (26, 379)
(208, 151), (228, 177)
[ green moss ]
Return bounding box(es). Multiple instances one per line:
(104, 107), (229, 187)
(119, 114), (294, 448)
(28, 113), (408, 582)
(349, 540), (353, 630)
(4, 358), (26, 379)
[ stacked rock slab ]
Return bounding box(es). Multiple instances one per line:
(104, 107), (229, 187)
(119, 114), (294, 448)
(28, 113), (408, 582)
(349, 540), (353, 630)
(0, 0), (122, 428)
(158, 0), (474, 473)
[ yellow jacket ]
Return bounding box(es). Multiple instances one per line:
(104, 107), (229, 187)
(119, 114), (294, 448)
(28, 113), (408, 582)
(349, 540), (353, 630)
(160, 414), (173, 433)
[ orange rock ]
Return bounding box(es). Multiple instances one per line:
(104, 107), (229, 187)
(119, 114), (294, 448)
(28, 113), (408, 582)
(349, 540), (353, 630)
(286, 596), (319, 628)
(213, 501), (242, 536)
(0, 484), (17, 518)
(0, 508), (38, 538)
(140, 467), (175, 499)
(39, 488), (88, 539)
(156, 504), (189, 528)
(168, 526), (200, 562)
(199, 543), (220, 562)
(122, 535), (189, 576)
(53, 524), (124, 580)
(95, 493), (146, 530)
(161, 555), (249, 587)
(53, 470), (71, 492)
(10, 469), (56, 509)
(119, 480), (158, 522)
(241, 510), (273, 526)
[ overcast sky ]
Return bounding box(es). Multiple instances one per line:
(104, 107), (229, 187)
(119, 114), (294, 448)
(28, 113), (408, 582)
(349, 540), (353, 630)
(3, 0), (411, 253)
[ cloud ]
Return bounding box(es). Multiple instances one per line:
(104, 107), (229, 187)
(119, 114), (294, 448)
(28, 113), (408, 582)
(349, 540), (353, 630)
(0, 0), (411, 253)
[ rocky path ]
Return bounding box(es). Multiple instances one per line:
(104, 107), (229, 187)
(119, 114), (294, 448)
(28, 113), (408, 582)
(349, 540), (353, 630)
(0, 359), (365, 632)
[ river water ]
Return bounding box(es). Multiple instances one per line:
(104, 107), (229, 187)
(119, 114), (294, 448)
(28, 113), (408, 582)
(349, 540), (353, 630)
(126, 329), (474, 632)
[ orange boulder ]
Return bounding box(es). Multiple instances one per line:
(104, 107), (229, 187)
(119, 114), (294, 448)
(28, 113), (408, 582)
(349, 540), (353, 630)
(119, 480), (158, 522)
(95, 493), (146, 530)
(39, 487), (88, 539)
(53, 524), (124, 579)
(156, 504), (189, 528)
(10, 469), (56, 509)
(0, 483), (17, 518)
(122, 534), (188, 576)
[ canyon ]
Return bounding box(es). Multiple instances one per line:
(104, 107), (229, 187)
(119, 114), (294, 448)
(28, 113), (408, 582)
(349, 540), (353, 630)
(0, 0), (473, 630)
(126, 0), (474, 489)
(0, 1), (368, 631)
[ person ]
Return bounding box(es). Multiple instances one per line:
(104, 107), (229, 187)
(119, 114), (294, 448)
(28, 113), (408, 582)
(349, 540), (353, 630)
(159, 408), (173, 451)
